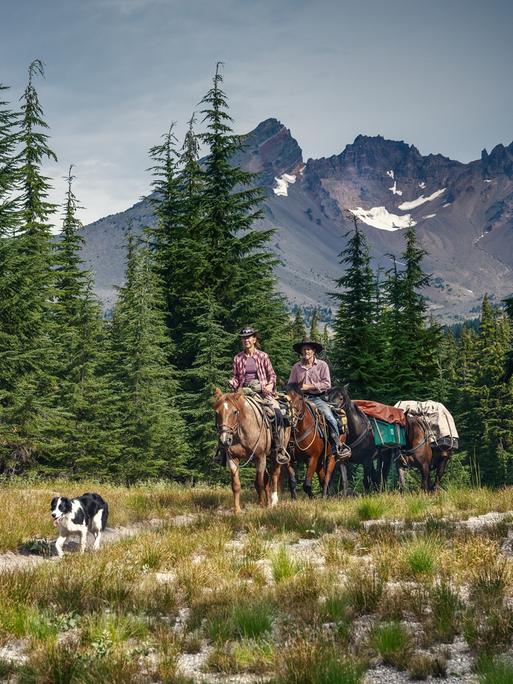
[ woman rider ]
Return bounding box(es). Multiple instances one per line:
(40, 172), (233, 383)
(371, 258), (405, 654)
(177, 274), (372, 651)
(229, 327), (288, 461)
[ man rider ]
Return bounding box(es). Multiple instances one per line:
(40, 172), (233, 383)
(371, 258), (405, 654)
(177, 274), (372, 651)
(288, 339), (350, 460)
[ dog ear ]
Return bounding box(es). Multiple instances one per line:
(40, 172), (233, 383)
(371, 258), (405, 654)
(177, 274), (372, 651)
(50, 497), (58, 509)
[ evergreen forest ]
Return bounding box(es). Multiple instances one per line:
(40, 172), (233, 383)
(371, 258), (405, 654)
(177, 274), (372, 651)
(1, 61), (512, 488)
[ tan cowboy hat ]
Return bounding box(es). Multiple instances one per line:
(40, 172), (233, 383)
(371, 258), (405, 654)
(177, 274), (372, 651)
(293, 338), (323, 355)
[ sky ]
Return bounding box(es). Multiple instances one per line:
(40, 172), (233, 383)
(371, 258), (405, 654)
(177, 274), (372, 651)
(1, 0), (513, 225)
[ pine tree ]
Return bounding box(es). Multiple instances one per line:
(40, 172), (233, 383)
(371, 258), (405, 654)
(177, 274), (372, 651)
(291, 307), (307, 341)
(181, 295), (233, 476)
(309, 309), (321, 342)
(0, 84), (23, 467)
(199, 63), (290, 370)
(465, 296), (513, 485)
(384, 222), (440, 400)
(3, 61), (58, 456)
(43, 168), (119, 475)
(111, 235), (188, 482)
(331, 216), (379, 396)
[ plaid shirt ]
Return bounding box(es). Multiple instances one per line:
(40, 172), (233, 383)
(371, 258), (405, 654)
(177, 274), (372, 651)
(229, 349), (277, 396)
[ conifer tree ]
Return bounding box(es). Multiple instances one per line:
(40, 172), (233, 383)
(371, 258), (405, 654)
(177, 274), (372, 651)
(3, 61), (58, 453)
(45, 168), (119, 474)
(0, 84), (23, 467)
(384, 223), (440, 400)
(199, 63), (290, 370)
(111, 234), (188, 482)
(331, 216), (379, 396)
(181, 295), (233, 475)
(463, 296), (513, 485)
(309, 309), (321, 342)
(291, 307), (307, 341)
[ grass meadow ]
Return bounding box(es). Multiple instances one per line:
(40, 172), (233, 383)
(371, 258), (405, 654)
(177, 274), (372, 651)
(0, 479), (513, 682)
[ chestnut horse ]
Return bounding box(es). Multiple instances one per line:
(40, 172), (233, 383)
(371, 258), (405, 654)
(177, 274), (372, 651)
(285, 384), (336, 498)
(213, 389), (287, 513)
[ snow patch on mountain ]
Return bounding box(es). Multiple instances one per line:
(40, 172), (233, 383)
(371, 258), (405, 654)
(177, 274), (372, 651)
(418, 181), (426, 189)
(350, 206), (415, 231)
(388, 180), (402, 196)
(273, 173), (296, 197)
(423, 213), (436, 219)
(398, 188), (446, 211)
(386, 170), (394, 179)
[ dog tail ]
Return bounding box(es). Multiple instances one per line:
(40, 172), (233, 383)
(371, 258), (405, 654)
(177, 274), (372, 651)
(101, 502), (109, 530)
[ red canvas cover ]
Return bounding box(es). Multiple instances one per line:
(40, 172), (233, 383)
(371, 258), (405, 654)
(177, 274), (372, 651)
(354, 400), (406, 426)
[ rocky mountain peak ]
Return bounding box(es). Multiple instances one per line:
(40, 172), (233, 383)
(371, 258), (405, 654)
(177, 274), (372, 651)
(237, 117), (303, 185)
(481, 142), (513, 177)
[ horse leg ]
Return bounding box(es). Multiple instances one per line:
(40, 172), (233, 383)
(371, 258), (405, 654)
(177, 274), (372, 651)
(363, 460), (374, 493)
(379, 449), (394, 491)
(287, 463), (297, 500)
(228, 458), (241, 514)
(397, 465), (406, 493)
(303, 454), (317, 499)
(338, 461), (349, 496)
(322, 454), (337, 498)
(417, 460), (431, 493)
(254, 456), (268, 507)
(434, 456), (448, 492)
(269, 461), (281, 507)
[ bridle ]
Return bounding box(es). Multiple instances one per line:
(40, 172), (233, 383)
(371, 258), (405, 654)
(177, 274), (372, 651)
(215, 394), (266, 467)
(215, 396), (240, 441)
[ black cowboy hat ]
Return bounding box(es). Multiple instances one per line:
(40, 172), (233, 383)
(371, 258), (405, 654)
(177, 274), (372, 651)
(293, 338), (323, 355)
(239, 327), (259, 338)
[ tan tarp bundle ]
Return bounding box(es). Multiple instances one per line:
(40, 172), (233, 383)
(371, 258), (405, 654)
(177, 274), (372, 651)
(394, 400), (459, 443)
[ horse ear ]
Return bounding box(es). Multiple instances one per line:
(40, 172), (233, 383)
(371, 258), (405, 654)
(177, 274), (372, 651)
(343, 383), (350, 391)
(236, 387), (244, 396)
(214, 388), (223, 399)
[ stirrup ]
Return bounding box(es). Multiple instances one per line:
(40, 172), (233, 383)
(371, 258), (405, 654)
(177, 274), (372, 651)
(276, 448), (290, 465)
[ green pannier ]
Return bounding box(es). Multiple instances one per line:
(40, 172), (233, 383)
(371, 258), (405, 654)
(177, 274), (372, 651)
(370, 418), (406, 447)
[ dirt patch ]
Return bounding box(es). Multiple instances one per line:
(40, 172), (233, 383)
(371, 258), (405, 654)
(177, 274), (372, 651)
(0, 514), (198, 574)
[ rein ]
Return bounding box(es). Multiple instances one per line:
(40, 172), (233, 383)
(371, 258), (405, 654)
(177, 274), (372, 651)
(291, 400), (320, 451)
(216, 395), (268, 469)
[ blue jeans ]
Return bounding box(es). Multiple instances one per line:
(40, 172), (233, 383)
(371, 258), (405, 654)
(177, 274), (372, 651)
(307, 395), (339, 438)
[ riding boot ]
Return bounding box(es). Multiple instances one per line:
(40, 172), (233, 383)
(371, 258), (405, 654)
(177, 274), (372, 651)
(330, 434), (351, 461)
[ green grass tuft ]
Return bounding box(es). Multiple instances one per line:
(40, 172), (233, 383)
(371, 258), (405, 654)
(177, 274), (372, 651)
(371, 621), (411, 669)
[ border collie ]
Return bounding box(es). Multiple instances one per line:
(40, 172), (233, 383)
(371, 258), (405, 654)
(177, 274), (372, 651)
(50, 492), (109, 557)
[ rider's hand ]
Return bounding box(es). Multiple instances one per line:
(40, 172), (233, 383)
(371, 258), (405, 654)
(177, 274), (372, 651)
(301, 383), (316, 392)
(264, 383), (274, 394)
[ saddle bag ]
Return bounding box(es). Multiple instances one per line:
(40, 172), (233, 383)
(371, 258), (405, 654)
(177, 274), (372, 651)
(370, 417), (406, 447)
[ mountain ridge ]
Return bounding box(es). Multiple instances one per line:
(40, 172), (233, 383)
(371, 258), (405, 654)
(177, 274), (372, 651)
(80, 118), (513, 322)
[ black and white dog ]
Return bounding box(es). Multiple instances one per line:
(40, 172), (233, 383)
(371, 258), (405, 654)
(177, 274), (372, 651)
(50, 492), (109, 557)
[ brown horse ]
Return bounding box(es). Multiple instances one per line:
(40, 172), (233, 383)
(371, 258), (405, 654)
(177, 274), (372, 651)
(285, 384), (337, 498)
(213, 389), (286, 513)
(381, 413), (442, 492)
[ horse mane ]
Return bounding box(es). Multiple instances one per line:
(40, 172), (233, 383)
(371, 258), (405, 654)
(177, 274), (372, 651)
(325, 385), (350, 404)
(213, 390), (244, 411)
(284, 383), (303, 396)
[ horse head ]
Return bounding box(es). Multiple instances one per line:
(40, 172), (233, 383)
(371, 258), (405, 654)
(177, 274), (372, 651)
(283, 383), (305, 428)
(213, 388), (243, 448)
(325, 383), (350, 409)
